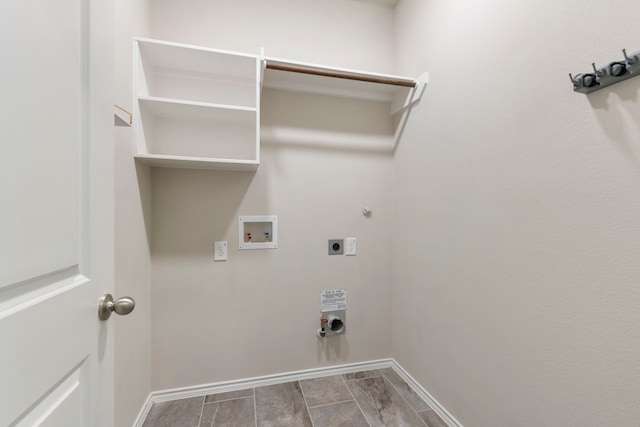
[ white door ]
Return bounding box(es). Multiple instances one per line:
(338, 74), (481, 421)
(0, 1), (115, 426)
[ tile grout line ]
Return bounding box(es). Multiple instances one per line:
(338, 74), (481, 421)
(341, 374), (372, 427)
(380, 370), (429, 427)
(343, 372), (384, 383)
(253, 387), (257, 427)
(205, 394), (255, 405)
(210, 400), (220, 427)
(297, 380), (316, 427)
(197, 396), (205, 427)
(306, 398), (355, 409)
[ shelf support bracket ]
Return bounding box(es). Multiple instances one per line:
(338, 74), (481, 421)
(391, 72), (428, 116)
(114, 104), (132, 127)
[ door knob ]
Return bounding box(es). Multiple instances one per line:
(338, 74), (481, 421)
(98, 294), (135, 320)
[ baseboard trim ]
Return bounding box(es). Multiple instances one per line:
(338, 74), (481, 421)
(131, 392), (153, 427)
(133, 358), (463, 427)
(149, 359), (394, 405)
(389, 360), (463, 427)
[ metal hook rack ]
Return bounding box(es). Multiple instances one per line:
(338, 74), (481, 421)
(570, 48), (640, 94)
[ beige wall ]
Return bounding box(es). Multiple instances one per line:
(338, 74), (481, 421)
(114, 0), (152, 425)
(392, 0), (640, 425)
(149, 0), (396, 390)
(150, 0), (396, 72)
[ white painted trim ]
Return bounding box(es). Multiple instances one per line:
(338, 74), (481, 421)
(150, 359), (393, 405)
(389, 360), (464, 427)
(134, 37), (260, 60)
(133, 358), (463, 427)
(131, 393), (153, 427)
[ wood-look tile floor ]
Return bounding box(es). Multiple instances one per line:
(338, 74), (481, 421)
(142, 368), (448, 427)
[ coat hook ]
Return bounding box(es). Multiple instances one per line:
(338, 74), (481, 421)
(623, 48), (637, 64)
(582, 73), (598, 87)
(573, 48), (640, 94)
(610, 61), (627, 77)
(591, 63), (605, 77)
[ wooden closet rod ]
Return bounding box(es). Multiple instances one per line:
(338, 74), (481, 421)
(265, 60), (416, 88)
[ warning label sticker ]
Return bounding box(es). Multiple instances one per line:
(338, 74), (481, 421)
(320, 289), (347, 312)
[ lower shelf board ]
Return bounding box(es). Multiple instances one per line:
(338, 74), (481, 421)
(134, 154), (259, 171)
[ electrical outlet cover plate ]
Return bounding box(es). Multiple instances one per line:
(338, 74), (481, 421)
(345, 237), (356, 256)
(214, 241), (227, 261)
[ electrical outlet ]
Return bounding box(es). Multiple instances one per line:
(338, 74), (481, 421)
(214, 241), (227, 261)
(328, 239), (344, 255)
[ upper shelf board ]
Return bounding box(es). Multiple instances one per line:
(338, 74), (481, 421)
(262, 56), (418, 103)
(135, 38), (259, 82)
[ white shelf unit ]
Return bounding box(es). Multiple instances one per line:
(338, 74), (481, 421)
(133, 38), (427, 170)
(134, 38), (261, 171)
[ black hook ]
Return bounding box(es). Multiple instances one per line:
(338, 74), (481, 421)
(582, 73), (598, 87)
(610, 61), (627, 77)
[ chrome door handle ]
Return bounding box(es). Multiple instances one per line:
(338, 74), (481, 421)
(98, 294), (135, 320)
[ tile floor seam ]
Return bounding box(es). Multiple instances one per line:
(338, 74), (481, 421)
(305, 397), (355, 409)
(210, 400), (220, 427)
(253, 387), (257, 427)
(380, 372), (429, 427)
(341, 373), (372, 427)
(205, 389), (255, 405)
(342, 371), (384, 382)
(297, 380), (317, 427)
(197, 396), (205, 427)
(206, 396), (255, 405)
